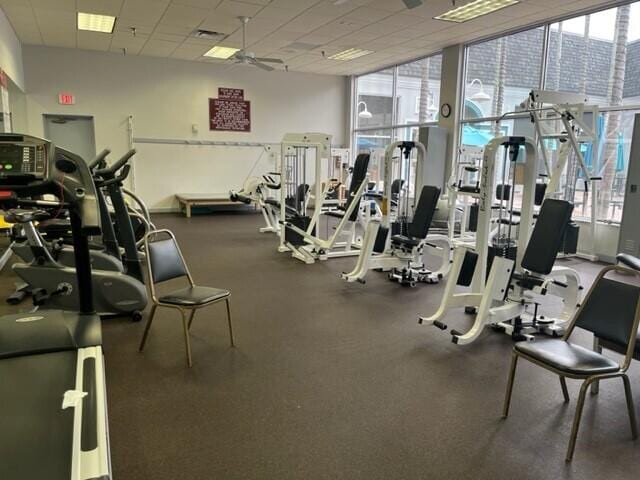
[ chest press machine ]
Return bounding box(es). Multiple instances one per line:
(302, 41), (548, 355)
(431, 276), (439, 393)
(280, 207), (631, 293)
(419, 136), (583, 344)
(342, 141), (451, 286)
(278, 133), (371, 264)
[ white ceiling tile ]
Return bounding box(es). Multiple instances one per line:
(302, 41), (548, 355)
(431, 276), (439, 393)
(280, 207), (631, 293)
(120, 0), (171, 24)
(160, 3), (210, 26)
(199, 11), (239, 33)
(77, 30), (112, 51)
(110, 31), (149, 53)
(77, 0), (124, 16)
(170, 42), (210, 59)
(140, 39), (180, 57)
(115, 21), (155, 35)
(30, 0), (76, 12)
(173, 0), (219, 8)
(215, 0), (264, 17)
(156, 22), (201, 35)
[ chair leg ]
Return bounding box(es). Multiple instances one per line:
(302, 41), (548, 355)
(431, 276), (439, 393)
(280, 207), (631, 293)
(502, 352), (519, 418)
(566, 379), (591, 462)
(180, 310), (193, 367)
(225, 298), (235, 347)
(622, 374), (638, 440)
(138, 304), (157, 352)
(591, 337), (602, 395)
(187, 309), (196, 329)
(560, 376), (570, 403)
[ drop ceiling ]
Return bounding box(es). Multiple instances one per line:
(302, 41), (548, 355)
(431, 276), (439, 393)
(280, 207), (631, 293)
(0, 0), (627, 76)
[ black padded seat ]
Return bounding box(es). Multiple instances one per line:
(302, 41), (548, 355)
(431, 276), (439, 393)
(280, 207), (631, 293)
(325, 209), (345, 219)
(159, 286), (230, 307)
(390, 235), (421, 248)
(497, 217), (520, 226)
(264, 198), (280, 207)
(515, 339), (619, 375)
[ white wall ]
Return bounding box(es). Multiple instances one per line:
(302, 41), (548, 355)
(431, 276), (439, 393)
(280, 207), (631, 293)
(0, 7), (23, 91)
(23, 46), (348, 210)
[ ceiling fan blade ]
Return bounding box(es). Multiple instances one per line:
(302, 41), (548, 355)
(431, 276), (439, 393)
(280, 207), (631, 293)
(253, 61), (274, 71)
(402, 0), (423, 8)
(255, 57), (284, 64)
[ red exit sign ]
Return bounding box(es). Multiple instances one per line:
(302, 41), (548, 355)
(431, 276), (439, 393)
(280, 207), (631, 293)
(58, 93), (75, 105)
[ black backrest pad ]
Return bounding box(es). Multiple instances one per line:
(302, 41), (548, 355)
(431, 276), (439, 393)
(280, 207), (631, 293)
(346, 153), (370, 221)
(408, 185), (441, 239)
(148, 238), (189, 283)
(576, 277), (640, 347)
(521, 199), (574, 275)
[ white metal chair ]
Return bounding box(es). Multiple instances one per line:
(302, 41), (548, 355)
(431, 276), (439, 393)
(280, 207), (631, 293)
(139, 229), (234, 367)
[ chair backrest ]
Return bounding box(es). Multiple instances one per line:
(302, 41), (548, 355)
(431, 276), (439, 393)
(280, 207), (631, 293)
(345, 153), (370, 221)
(407, 185), (441, 239)
(574, 273), (640, 354)
(145, 229), (190, 284)
(521, 199), (573, 275)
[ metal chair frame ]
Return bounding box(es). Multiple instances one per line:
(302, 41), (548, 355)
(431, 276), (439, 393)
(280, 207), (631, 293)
(138, 229), (234, 367)
(502, 264), (640, 461)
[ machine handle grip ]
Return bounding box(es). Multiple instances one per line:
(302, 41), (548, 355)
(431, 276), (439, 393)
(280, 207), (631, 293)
(88, 149), (111, 170)
(95, 149), (136, 176)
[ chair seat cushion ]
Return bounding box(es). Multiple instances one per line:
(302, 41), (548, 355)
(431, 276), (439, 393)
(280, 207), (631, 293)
(391, 235), (421, 248)
(159, 286), (229, 306)
(515, 339), (619, 375)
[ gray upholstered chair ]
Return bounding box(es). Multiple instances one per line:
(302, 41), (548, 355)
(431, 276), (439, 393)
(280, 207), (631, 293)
(502, 264), (640, 462)
(138, 229), (234, 367)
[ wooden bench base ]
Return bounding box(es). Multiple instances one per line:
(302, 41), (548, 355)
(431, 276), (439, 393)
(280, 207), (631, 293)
(175, 194), (237, 218)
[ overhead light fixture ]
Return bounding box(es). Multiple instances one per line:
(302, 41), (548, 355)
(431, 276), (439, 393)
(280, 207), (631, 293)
(328, 48), (373, 61)
(357, 101), (372, 119)
(203, 46), (240, 59)
(468, 78), (491, 102)
(77, 12), (116, 33)
(435, 0), (519, 23)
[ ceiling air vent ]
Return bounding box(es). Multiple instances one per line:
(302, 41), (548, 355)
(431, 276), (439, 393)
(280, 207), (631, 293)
(191, 29), (227, 41)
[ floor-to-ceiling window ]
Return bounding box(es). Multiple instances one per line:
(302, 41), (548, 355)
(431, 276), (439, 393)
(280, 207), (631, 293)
(353, 54), (443, 187)
(457, 1), (640, 227)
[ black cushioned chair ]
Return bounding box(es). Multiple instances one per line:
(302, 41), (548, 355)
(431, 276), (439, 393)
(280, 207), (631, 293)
(502, 263), (640, 461)
(591, 254), (640, 395)
(139, 229), (234, 367)
(390, 185), (441, 249)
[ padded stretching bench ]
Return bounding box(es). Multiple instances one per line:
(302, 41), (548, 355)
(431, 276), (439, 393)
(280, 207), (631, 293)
(175, 193), (241, 218)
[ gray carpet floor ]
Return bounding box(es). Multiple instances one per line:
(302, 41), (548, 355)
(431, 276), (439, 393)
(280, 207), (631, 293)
(0, 211), (637, 480)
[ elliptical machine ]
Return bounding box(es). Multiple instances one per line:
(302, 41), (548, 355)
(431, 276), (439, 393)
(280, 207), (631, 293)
(6, 150), (148, 320)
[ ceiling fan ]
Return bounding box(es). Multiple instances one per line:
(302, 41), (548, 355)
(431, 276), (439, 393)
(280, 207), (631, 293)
(231, 16), (284, 71)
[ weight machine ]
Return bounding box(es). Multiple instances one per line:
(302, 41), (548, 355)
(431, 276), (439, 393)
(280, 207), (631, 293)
(278, 133), (370, 264)
(419, 136), (582, 344)
(342, 141), (450, 286)
(517, 89), (602, 260)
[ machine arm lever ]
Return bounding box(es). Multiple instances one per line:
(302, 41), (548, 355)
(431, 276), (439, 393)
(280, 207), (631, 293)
(95, 149), (136, 176)
(88, 148), (111, 171)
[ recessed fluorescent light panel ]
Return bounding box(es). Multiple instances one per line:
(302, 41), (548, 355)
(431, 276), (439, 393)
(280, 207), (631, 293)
(77, 12), (116, 33)
(204, 46), (240, 59)
(435, 0), (519, 23)
(328, 48), (373, 61)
